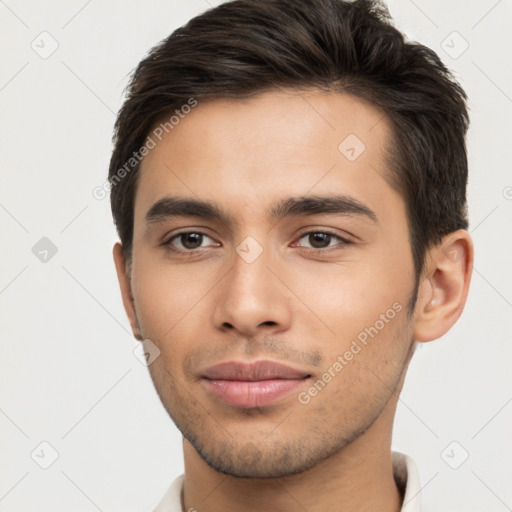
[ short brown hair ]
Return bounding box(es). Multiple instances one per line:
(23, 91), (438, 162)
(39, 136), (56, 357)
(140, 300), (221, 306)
(108, 0), (469, 281)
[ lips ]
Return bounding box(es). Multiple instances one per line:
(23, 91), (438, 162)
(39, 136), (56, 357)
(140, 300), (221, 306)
(201, 360), (311, 408)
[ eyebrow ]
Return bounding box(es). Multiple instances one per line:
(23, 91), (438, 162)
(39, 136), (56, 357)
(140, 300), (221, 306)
(145, 194), (378, 226)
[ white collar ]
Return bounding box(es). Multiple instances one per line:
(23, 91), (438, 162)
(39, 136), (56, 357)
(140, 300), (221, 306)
(153, 451), (421, 512)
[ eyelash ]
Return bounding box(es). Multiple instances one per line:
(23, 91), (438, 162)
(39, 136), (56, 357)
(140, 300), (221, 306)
(162, 230), (353, 255)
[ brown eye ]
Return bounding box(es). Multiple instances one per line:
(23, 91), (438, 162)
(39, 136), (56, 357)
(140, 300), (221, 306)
(166, 232), (216, 251)
(296, 231), (349, 250)
(179, 233), (203, 249)
(307, 233), (332, 248)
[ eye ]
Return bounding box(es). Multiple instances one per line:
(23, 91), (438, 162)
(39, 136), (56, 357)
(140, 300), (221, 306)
(165, 231), (218, 251)
(295, 231), (351, 250)
(163, 230), (351, 254)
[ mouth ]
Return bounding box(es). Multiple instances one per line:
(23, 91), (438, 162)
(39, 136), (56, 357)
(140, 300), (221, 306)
(201, 360), (312, 408)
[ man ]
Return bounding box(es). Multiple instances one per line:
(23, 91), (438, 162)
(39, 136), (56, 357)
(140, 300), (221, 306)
(109, 0), (473, 510)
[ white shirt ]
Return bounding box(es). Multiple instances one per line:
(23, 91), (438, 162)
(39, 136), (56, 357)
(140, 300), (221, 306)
(153, 451), (421, 512)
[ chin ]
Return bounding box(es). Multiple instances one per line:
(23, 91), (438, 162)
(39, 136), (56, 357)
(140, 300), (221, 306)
(186, 433), (349, 479)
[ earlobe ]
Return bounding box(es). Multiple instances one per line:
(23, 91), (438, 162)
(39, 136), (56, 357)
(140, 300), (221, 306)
(112, 242), (143, 341)
(413, 230), (474, 342)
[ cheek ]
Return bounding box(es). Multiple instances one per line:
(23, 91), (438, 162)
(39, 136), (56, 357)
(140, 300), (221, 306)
(287, 253), (411, 339)
(131, 257), (216, 342)
(298, 314), (412, 422)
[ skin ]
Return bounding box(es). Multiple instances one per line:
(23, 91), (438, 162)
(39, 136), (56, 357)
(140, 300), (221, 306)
(113, 89), (473, 512)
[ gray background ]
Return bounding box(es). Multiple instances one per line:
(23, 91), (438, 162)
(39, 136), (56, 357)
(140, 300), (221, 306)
(1, 0), (511, 511)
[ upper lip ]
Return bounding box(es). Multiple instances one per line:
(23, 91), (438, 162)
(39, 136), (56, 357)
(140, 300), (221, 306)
(202, 360), (311, 381)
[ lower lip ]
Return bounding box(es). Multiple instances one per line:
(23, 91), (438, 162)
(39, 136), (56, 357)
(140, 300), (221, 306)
(203, 378), (306, 408)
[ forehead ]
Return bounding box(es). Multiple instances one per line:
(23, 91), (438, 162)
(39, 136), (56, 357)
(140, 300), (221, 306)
(134, 89), (401, 229)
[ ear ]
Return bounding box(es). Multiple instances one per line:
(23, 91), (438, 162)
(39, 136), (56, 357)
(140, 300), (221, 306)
(413, 229), (474, 342)
(113, 242), (143, 341)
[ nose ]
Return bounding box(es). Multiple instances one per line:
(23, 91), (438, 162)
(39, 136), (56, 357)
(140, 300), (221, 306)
(212, 243), (292, 337)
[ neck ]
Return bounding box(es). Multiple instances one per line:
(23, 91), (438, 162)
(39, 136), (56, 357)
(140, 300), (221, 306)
(181, 403), (403, 512)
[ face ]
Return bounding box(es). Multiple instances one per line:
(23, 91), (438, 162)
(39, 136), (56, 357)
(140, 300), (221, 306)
(124, 89), (418, 478)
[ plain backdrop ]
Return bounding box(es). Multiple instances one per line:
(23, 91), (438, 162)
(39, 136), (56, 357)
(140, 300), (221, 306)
(1, 1), (511, 511)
